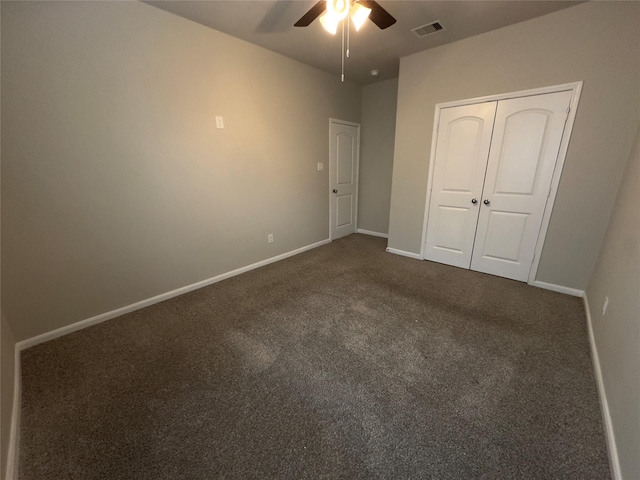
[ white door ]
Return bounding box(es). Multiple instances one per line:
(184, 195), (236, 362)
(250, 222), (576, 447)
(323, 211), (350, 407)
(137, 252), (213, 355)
(424, 102), (497, 268)
(330, 120), (359, 240)
(470, 91), (572, 281)
(424, 90), (572, 282)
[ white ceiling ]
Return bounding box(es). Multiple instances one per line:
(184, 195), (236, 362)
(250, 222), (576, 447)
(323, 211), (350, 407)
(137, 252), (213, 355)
(145, 1), (581, 85)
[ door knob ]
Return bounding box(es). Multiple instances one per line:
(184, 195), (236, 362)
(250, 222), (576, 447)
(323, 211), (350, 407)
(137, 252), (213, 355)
(471, 198), (478, 205)
(332, 189), (338, 194)
(483, 199), (490, 205)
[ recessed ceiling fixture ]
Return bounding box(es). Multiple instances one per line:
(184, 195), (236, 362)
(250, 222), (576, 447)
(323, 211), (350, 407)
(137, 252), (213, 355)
(411, 21), (445, 38)
(295, 0), (397, 82)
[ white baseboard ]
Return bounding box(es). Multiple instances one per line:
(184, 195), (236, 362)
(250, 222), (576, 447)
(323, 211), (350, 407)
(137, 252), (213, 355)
(17, 238), (331, 351)
(356, 229), (389, 239)
(385, 247), (422, 260)
(7, 238), (332, 479)
(531, 280), (585, 297)
(583, 294), (621, 480)
(8, 239), (614, 480)
(5, 347), (22, 480)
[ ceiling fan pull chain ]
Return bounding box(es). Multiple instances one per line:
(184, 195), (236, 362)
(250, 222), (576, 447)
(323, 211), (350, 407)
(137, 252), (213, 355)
(341, 20), (345, 82)
(346, 15), (351, 58)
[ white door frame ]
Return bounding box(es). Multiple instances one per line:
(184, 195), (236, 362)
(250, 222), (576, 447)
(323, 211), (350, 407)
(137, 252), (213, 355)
(329, 118), (361, 240)
(420, 81), (583, 285)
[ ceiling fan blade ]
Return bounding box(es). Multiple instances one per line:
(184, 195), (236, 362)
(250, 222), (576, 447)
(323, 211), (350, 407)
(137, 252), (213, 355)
(294, 1), (327, 27)
(361, 0), (396, 29)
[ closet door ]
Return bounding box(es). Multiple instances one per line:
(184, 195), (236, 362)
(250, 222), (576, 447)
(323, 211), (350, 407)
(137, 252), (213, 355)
(470, 91), (572, 281)
(424, 102), (497, 268)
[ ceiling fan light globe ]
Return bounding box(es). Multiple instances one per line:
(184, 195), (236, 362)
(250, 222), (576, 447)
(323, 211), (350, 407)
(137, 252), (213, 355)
(319, 11), (340, 35)
(350, 3), (371, 31)
(326, 0), (350, 21)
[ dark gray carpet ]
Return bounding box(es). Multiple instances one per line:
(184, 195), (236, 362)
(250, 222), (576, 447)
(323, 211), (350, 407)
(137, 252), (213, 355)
(19, 234), (609, 479)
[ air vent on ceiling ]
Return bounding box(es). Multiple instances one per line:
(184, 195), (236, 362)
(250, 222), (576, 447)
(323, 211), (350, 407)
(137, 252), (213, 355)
(411, 21), (445, 38)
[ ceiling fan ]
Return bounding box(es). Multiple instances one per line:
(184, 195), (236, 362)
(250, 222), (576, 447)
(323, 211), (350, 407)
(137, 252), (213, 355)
(294, 0), (397, 33)
(295, 0), (396, 82)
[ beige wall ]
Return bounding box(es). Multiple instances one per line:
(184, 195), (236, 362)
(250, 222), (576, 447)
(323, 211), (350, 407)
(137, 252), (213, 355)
(0, 4), (13, 476)
(358, 78), (398, 235)
(1, 1), (361, 342)
(0, 315), (15, 480)
(587, 121), (640, 480)
(388, 1), (640, 290)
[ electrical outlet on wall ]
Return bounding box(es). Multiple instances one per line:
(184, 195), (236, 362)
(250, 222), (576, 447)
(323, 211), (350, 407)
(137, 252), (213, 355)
(268, 234), (274, 244)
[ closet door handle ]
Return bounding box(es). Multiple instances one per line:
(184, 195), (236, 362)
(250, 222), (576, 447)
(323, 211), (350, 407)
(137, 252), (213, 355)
(483, 199), (491, 206)
(471, 198), (478, 205)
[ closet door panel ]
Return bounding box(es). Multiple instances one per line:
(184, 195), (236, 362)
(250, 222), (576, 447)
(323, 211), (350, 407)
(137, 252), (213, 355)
(470, 91), (573, 281)
(424, 102), (497, 268)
